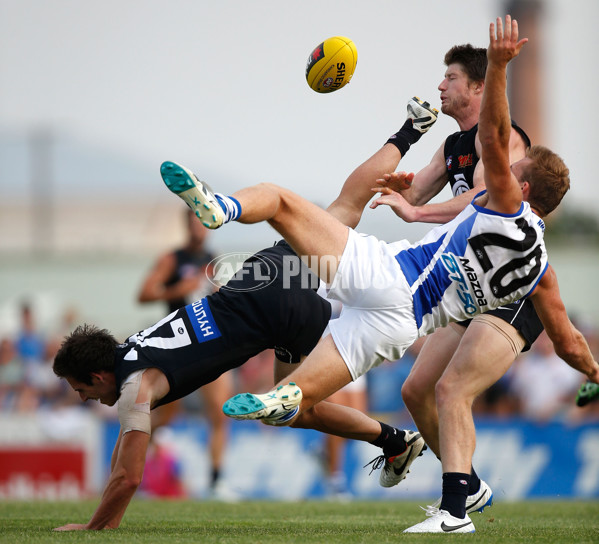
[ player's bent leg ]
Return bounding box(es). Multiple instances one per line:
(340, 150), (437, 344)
(161, 161), (351, 286)
(436, 318), (521, 474)
(291, 400), (380, 439)
(430, 318), (519, 515)
(223, 335), (353, 425)
(401, 325), (463, 458)
(295, 400), (426, 488)
(365, 430), (427, 488)
(241, 183), (350, 284)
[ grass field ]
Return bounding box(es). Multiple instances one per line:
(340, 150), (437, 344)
(2, 499), (598, 543)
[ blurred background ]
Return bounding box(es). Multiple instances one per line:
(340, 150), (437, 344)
(0, 0), (598, 502)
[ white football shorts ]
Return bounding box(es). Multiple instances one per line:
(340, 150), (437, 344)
(326, 229), (418, 380)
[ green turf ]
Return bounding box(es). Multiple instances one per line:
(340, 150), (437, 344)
(1, 499), (598, 543)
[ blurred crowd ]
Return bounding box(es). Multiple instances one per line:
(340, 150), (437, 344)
(1, 215), (598, 502)
(0, 302), (78, 413)
(1, 293), (598, 501)
(2, 298), (598, 424)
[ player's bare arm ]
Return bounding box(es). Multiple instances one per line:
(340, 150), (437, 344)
(377, 122), (529, 225)
(395, 143), (448, 207)
(479, 15), (528, 214)
(110, 429), (123, 472)
(138, 252), (201, 303)
(373, 172), (477, 223)
(472, 124), (529, 185)
(54, 370), (169, 530)
(53, 430), (150, 531)
(530, 266), (599, 383)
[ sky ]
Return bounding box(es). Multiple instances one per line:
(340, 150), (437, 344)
(1, 0), (598, 247)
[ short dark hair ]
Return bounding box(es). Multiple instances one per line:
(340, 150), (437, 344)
(523, 145), (570, 217)
(53, 324), (118, 384)
(444, 44), (487, 84)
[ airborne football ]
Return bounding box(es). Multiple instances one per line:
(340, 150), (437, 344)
(305, 36), (357, 93)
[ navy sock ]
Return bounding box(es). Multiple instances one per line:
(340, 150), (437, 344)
(370, 422), (405, 451)
(440, 472), (470, 519)
(469, 466), (481, 495)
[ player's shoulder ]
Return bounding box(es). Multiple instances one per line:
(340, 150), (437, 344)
(444, 124), (478, 151)
(510, 119), (531, 148)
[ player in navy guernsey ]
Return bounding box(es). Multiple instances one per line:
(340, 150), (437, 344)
(331, 42), (542, 513)
(51, 96), (441, 530)
(53, 239), (425, 530)
(174, 16), (598, 534)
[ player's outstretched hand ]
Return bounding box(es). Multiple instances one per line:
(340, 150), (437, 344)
(488, 14), (528, 66)
(370, 174), (418, 223)
(374, 171), (414, 193)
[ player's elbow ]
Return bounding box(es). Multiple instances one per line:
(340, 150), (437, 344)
(126, 474), (143, 489)
(114, 467), (143, 491)
(554, 341), (582, 364)
(551, 329), (585, 362)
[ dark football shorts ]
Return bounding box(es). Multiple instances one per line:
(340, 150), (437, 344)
(456, 298), (543, 351)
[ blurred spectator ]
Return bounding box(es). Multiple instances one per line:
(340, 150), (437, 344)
(321, 375), (368, 500)
(235, 349), (276, 393)
(29, 336), (73, 409)
(140, 428), (187, 499)
(509, 330), (586, 421)
(472, 373), (519, 418)
(0, 337), (26, 410)
(137, 207), (235, 500)
(15, 302), (45, 364)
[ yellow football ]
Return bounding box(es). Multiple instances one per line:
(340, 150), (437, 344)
(305, 36), (357, 93)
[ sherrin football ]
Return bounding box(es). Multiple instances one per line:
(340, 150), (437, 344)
(305, 36), (357, 93)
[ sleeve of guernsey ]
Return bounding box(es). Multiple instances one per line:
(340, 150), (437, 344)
(117, 370), (152, 435)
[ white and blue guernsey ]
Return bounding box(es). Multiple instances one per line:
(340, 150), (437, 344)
(394, 191), (548, 337)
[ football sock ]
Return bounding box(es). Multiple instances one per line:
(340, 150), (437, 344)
(371, 421), (406, 452)
(469, 466), (481, 495)
(215, 193), (242, 223)
(440, 472), (470, 519)
(210, 467), (220, 489)
(385, 119), (423, 158)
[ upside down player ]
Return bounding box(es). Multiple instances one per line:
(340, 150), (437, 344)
(53, 241), (416, 530)
(168, 15), (599, 534)
(51, 98), (440, 531)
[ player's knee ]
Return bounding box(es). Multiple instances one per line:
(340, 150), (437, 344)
(402, 373), (432, 410)
(256, 182), (279, 193)
(434, 376), (457, 410)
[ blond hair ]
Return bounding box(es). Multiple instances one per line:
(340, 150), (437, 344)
(523, 145), (570, 216)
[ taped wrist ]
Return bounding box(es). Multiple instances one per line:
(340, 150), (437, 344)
(385, 119), (423, 157)
(118, 370), (151, 435)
